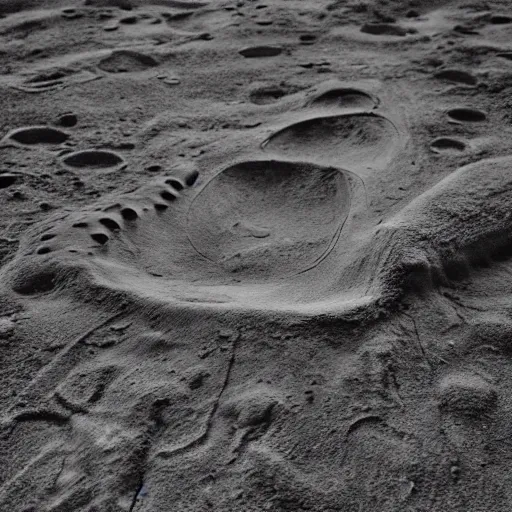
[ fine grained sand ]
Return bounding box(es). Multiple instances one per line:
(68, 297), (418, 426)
(1, 0), (512, 510)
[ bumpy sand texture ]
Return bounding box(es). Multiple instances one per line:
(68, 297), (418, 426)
(2, 0), (512, 510)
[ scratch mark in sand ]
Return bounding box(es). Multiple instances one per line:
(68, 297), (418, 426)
(155, 331), (241, 459)
(402, 312), (432, 369)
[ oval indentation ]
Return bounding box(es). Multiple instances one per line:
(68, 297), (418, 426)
(434, 69), (477, 86)
(262, 113), (398, 169)
(249, 86), (288, 105)
(497, 52), (512, 61)
(98, 50), (159, 73)
(239, 46), (283, 58)
(489, 14), (512, 24)
(299, 34), (317, 44)
(121, 207), (138, 220)
(360, 23), (409, 36)
(90, 232), (109, 245)
(84, 0), (134, 8)
(185, 170), (199, 187)
(187, 160), (350, 278)
(430, 137), (467, 154)
(165, 178), (184, 191)
(62, 150), (124, 169)
(307, 87), (378, 110)
(58, 113), (78, 127)
(160, 190), (177, 202)
(0, 173), (19, 188)
(447, 108), (486, 123)
(99, 217), (121, 231)
(11, 268), (58, 295)
(7, 126), (69, 145)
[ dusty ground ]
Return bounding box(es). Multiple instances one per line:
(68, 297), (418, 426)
(1, 0), (512, 510)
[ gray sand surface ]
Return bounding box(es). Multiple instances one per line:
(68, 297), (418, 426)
(2, 0), (512, 510)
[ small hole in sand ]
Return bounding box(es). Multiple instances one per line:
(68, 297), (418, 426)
(430, 137), (466, 153)
(62, 150), (124, 169)
(99, 217), (121, 231)
(165, 178), (184, 191)
(121, 207), (138, 220)
(299, 34), (317, 43)
(239, 46), (283, 58)
(185, 170), (199, 187)
(36, 246), (52, 255)
(160, 190), (177, 202)
(360, 23), (409, 36)
(58, 113), (78, 127)
(0, 173), (19, 189)
(434, 69), (477, 86)
(40, 234), (56, 241)
(447, 108), (486, 123)
(489, 14), (512, 24)
(90, 233), (109, 245)
(73, 221), (89, 228)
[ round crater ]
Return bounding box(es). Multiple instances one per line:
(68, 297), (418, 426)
(262, 113), (398, 169)
(187, 160), (350, 279)
(61, 149), (124, 169)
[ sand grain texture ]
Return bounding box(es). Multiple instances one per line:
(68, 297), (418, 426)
(2, 0), (512, 510)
